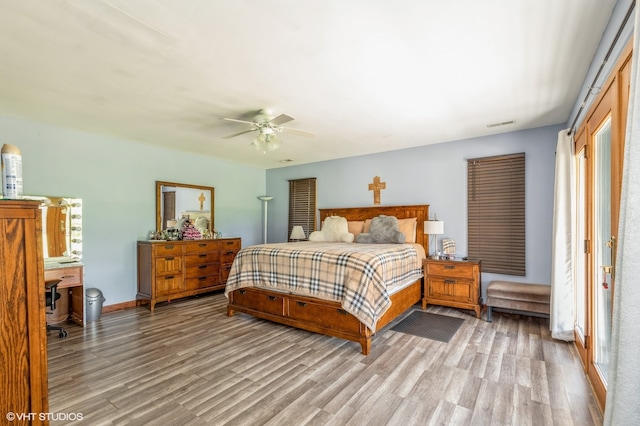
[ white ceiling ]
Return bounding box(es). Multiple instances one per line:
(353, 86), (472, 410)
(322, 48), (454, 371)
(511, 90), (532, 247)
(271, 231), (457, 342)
(0, 0), (616, 169)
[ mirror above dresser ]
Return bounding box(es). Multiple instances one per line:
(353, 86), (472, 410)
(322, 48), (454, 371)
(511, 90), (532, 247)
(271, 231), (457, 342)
(156, 181), (215, 232)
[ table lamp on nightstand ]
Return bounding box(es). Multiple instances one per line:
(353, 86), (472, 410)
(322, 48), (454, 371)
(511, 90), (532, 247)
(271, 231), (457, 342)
(289, 225), (306, 241)
(423, 219), (444, 258)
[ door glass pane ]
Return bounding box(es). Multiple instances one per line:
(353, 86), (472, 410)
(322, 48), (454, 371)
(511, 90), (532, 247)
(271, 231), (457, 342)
(594, 116), (612, 385)
(575, 150), (586, 342)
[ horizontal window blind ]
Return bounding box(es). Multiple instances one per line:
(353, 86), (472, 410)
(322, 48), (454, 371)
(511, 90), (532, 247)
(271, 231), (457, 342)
(288, 178), (317, 241)
(467, 153), (525, 276)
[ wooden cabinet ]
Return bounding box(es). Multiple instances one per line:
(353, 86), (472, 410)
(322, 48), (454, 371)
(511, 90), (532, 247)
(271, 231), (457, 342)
(0, 200), (49, 424)
(422, 258), (482, 318)
(137, 238), (241, 311)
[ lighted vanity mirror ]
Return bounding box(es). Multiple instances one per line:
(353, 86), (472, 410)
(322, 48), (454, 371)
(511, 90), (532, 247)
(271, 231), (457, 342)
(24, 196), (82, 263)
(156, 181), (215, 232)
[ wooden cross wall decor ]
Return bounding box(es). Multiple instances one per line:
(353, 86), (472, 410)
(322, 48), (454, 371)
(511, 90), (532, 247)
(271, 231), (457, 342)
(368, 176), (386, 205)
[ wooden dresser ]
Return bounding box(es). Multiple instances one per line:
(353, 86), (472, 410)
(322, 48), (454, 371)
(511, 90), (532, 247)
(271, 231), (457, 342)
(1, 200), (49, 424)
(137, 238), (241, 311)
(423, 258), (482, 318)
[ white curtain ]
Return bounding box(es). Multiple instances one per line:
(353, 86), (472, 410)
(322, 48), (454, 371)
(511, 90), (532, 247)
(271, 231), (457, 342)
(604, 7), (640, 423)
(550, 129), (575, 341)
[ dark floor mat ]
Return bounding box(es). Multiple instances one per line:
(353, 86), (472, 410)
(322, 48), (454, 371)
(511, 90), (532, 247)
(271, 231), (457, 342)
(391, 311), (465, 343)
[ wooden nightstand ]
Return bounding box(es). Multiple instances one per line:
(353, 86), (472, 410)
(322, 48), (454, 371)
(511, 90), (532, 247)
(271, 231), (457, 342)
(422, 258), (482, 318)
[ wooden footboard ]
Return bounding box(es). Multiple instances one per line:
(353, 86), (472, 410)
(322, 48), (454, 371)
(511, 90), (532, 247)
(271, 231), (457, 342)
(227, 277), (422, 355)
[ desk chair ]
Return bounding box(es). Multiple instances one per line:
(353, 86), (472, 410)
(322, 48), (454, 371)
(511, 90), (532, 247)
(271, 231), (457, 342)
(45, 279), (68, 338)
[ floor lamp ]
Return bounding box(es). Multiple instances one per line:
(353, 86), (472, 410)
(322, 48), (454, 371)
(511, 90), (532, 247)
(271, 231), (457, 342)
(257, 196), (273, 244)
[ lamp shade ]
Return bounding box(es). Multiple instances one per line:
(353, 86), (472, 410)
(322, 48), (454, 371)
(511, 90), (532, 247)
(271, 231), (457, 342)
(423, 220), (444, 235)
(290, 225), (306, 240)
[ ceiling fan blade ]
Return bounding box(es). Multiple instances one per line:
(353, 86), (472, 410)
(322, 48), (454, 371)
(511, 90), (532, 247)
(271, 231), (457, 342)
(280, 127), (316, 138)
(222, 117), (256, 125)
(222, 129), (257, 139)
(269, 114), (294, 126)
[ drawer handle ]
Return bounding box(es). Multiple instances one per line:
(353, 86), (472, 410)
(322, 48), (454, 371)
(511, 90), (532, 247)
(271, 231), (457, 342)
(239, 289), (246, 295)
(445, 279), (456, 284)
(199, 277), (207, 281)
(199, 243), (207, 247)
(165, 275), (174, 280)
(296, 301), (307, 308)
(199, 265), (207, 269)
(226, 251), (235, 255)
(164, 245), (174, 249)
(60, 275), (75, 279)
(199, 254), (207, 258)
(337, 309), (348, 315)
(225, 241), (234, 245)
(444, 265), (455, 270)
(267, 295), (278, 301)
(166, 257), (175, 261)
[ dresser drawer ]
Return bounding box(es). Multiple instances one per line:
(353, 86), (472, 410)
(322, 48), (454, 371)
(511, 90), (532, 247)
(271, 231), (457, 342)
(45, 266), (83, 288)
(184, 241), (219, 254)
(427, 277), (474, 302)
(185, 274), (219, 291)
(185, 262), (219, 278)
(288, 297), (360, 332)
(155, 256), (182, 275)
(155, 243), (184, 256)
(184, 252), (220, 266)
(426, 262), (474, 279)
(155, 274), (183, 296)
(220, 238), (241, 251)
(231, 288), (285, 316)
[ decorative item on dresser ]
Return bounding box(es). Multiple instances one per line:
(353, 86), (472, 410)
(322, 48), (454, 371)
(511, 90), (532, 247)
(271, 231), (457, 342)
(423, 257), (482, 318)
(137, 238), (241, 311)
(0, 200), (49, 422)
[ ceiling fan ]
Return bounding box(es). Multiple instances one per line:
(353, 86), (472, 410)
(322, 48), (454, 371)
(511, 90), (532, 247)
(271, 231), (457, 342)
(221, 109), (315, 152)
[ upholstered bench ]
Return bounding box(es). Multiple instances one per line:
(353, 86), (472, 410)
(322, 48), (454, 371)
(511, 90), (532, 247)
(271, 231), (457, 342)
(486, 281), (551, 322)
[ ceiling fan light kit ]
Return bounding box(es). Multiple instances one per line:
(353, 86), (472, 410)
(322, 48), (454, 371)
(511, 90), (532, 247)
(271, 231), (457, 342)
(222, 109), (315, 152)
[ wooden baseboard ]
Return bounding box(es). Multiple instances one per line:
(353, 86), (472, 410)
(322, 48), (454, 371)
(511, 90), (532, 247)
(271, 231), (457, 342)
(102, 300), (138, 314)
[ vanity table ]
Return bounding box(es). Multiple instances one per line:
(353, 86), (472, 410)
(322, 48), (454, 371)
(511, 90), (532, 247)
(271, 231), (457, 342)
(44, 261), (84, 325)
(27, 195), (85, 326)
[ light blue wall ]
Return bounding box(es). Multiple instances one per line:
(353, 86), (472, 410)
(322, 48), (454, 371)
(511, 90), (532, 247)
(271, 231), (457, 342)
(266, 125), (563, 299)
(0, 114), (266, 306)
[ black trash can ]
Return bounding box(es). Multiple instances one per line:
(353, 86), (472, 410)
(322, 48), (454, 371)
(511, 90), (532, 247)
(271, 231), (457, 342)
(85, 288), (105, 323)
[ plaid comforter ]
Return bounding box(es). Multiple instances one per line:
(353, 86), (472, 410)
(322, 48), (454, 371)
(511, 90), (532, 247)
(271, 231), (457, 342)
(224, 242), (424, 332)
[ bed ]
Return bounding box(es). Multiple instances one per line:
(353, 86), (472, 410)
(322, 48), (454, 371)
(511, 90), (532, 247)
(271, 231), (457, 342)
(225, 204), (429, 354)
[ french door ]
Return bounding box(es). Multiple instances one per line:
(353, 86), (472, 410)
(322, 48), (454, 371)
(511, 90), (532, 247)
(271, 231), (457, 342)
(574, 43), (630, 411)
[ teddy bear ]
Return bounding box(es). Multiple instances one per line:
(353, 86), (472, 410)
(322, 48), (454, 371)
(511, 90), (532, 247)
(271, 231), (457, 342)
(355, 215), (405, 244)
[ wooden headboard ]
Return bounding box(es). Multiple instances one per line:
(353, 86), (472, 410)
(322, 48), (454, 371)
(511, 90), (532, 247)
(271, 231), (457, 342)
(319, 204), (430, 254)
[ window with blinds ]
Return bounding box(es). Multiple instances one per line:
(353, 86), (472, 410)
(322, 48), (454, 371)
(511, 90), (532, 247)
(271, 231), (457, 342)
(467, 153), (525, 276)
(288, 178), (317, 241)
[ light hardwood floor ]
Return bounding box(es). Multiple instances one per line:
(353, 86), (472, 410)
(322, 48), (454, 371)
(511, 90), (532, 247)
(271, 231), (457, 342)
(47, 292), (603, 425)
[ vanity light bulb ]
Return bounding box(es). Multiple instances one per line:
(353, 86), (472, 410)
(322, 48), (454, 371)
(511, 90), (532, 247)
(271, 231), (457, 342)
(71, 214), (81, 219)
(71, 226), (81, 231)
(72, 238), (82, 243)
(72, 250), (82, 255)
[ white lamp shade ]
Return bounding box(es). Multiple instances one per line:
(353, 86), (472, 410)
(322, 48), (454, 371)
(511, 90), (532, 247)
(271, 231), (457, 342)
(423, 220), (444, 235)
(290, 225), (306, 240)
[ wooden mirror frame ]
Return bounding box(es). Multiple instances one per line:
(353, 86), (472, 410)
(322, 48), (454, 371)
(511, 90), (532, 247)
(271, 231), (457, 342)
(156, 181), (215, 232)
